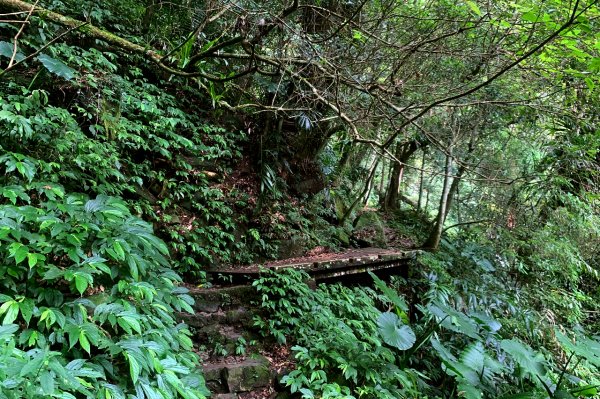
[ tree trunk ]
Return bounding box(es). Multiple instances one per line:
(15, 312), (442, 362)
(443, 162), (466, 221)
(423, 148), (453, 250)
(378, 157), (386, 207)
(384, 140), (420, 211)
(141, 0), (156, 34)
(417, 148), (427, 211)
(340, 158), (379, 224)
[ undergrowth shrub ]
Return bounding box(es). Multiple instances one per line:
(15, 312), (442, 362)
(253, 268), (600, 399)
(0, 152), (207, 398)
(0, 79), (248, 278)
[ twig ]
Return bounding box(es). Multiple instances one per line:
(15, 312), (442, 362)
(8, 0), (39, 68)
(442, 219), (492, 233)
(0, 10), (29, 16)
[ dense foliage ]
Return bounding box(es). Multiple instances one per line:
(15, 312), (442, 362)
(253, 267), (600, 399)
(1, 0), (599, 397)
(0, 157), (207, 398)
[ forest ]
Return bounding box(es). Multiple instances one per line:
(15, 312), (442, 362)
(0, 0), (599, 398)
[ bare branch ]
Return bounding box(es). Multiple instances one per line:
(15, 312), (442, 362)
(8, 0), (38, 68)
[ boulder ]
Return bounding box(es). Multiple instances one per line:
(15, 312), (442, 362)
(276, 234), (309, 259)
(224, 356), (271, 392)
(351, 211), (387, 247)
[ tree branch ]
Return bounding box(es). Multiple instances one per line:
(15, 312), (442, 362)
(382, 0), (590, 149)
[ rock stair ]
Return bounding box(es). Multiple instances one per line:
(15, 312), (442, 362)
(178, 285), (281, 398)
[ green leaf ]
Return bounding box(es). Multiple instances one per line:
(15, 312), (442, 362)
(370, 271), (408, 312)
(18, 298), (34, 325)
(0, 324), (19, 339)
(554, 390), (577, 399)
(0, 41), (25, 62)
(27, 253), (39, 268)
(113, 241), (125, 261)
(571, 385), (598, 397)
(458, 381), (483, 399)
(461, 342), (485, 372)
(2, 302), (19, 325)
(501, 339), (546, 379)
(8, 242), (29, 265)
(465, 1), (482, 16)
(377, 311), (416, 350)
(127, 353), (141, 384)
(37, 54), (76, 80)
(79, 331), (91, 354)
(40, 219), (57, 230)
(555, 330), (600, 366)
(20, 352), (44, 376)
(40, 371), (55, 395)
(14, 161), (36, 181)
(74, 275), (89, 295)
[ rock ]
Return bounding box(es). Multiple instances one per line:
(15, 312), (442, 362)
(336, 229), (350, 246)
(214, 394), (238, 399)
(194, 299), (221, 313)
(352, 211), (387, 248)
(203, 363), (225, 382)
(225, 307), (251, 324)
(334, 196), (347, 220)
(224, 356), (271, 392)
(203, 362), (227, 393)
(188, 286), (257, 311)
(293, 177), (325, 195)
(177, 311), (223, 328)
(198, 324), (222, 340)
(276, 234), (309, 259)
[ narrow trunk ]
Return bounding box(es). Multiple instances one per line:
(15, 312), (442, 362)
(378, 157), (386, 207)
(417, 148), (427, 211)
(340, 158), (380, 224)
(443, 162), (466, 221)
(384, 140), (420, 210)
(384, 142), (403, 210)
(141, 0), (157, 34)
(443, 136), (474, 221)
(423, 149), (453, 250)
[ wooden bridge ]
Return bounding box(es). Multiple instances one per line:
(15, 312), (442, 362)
(206, 248), (421, 285)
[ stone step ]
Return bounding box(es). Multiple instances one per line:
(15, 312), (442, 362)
(188, 285), (258, 313)
(203, 355), (271, 394)
(178, 306), (252, 329)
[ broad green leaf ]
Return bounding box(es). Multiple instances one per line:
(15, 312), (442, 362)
(377, 311), (416, 350)
(37, 53), (76, 80)
(461, 342), (485, 372)
(20, 352), (44, 376)
(0, 324), (18, 339)
(113, 241), (125, 261)
(370, 271), (408, 312)
(27, 253), (38, 268)
(555, 330), (600, 366)
(571, 385), (598, 397)
(428, 302), (480, 339)
(0, 41), (25, 62)
(501, 339), (546, 379)
(458, 381), (483, 399)
(18, 298), (34, 325)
